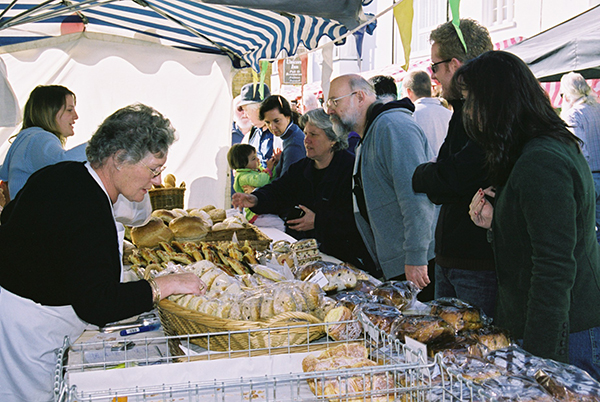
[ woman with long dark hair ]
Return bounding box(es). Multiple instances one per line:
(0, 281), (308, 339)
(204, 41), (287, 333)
(465, 51), (600, 380)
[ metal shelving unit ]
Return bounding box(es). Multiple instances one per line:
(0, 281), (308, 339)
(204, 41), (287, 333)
(54, 319), (473, 402)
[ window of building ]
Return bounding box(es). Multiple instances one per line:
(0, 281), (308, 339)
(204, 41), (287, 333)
(484, 0), (515, 29)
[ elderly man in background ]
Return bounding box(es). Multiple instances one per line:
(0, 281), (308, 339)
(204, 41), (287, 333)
(326, 74), (435, 287)
(412, 19), (497, 318)
(560, 71), (600, 242)
(403, 70), (452, 157)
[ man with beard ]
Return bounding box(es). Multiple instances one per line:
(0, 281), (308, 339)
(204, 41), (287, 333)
(411, 19), (497, 318)
(326, 74), (435, 287)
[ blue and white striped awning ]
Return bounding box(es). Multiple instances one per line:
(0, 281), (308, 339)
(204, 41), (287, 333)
(0, 0), (364, 70)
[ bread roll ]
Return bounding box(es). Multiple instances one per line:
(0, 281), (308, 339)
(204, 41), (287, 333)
(324, 306), (362, 341)
(260, 296), (275, 319)
(163, 173), (177, 187)
(299, 281), (322, 310)
(273, 288), (296, 315)
(169, 215), (209, 242)
(172, 208), (188, 218)
(200, 205), (216, 212)
(208, 273), (235, 295)
(200, 267), (223, 290)
(253, 265), (287, 282)
(186, 295), (207, 311)
(130, 217), (174, 248)
(214, 300), (232, 318)
(208, 208), (226, 223)
(151, 209), (179, 223)
(198, 300), (220, 316)
(241, 295), (261, 321)
(228, 300), (243, 320)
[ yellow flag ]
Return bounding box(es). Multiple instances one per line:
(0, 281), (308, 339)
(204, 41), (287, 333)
(393, 0), (414, 72)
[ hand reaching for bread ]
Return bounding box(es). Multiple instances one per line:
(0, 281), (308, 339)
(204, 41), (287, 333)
(232, 192), (258, 211)
(155, 272), (206, 300)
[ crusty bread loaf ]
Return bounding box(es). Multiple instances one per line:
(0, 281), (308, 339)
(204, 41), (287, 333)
(200, 204), (216, 212)
(207, 208), (226, 223)
(130, 217), (174, 248)
(168, 215), (209, 242)
(151, 209), (179, 223)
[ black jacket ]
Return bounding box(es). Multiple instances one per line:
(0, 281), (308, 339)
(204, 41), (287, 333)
(412, 100), (495, 270)
(0, 162), (152, 326)
(251, 150), (376, 273)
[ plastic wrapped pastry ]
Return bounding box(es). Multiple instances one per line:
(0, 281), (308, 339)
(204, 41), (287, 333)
(371, 280), (420, 311)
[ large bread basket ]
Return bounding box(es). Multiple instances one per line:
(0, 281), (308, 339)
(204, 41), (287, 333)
(203, 224), (272, 251)
(158, 299), (325, 353)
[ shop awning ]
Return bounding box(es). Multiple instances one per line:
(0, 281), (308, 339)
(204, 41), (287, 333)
(0, 0), (368, 70)
(505, 5), (600, 82)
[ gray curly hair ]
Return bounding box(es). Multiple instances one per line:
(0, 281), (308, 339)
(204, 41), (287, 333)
(86, 104), (176, 167)
(300, 108), (348, 151)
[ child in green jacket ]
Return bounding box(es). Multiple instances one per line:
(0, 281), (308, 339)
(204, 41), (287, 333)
(227, 143), (274, 223)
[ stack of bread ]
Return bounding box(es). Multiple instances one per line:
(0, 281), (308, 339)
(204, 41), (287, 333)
(130, 206), (240, 249)
(129, 239), (259, 278)
(165, 259), (331, 322)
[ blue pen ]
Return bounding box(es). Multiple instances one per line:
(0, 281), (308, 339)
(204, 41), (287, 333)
(120, 322), (161, 336)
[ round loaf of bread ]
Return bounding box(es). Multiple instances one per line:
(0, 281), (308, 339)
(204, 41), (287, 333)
(200, 204), (216, 212)
(169, 215), (209, 242)
(208, 208), (227, 223)
(130, 217), (174, 247)
(151, 208), (179, 223)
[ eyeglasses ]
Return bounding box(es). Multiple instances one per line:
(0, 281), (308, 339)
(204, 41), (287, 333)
(325, 92), (357, 109)
(431, 59), (452, 74)
(141, 161), (167, 178)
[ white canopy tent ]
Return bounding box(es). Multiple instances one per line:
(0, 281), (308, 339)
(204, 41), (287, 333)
(0, 32), (233, 208)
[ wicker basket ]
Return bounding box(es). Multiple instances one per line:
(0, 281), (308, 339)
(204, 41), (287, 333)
(148, 187), (185, 210)
(158, 299), (325, 353)
(204, 224), (272, 251)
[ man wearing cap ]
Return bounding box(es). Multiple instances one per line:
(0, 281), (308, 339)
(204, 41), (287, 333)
(239, 83), (281, 168)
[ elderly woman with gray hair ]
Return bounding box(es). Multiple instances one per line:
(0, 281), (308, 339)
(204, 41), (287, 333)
(233, 108), (376, 273)
(0, 104), (205, 402)
(560, 72), (600, 242)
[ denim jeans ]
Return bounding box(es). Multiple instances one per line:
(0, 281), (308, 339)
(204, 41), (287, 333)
(593, 173), (600, 243)
(569, 326), (600, 382)
(434, 264), (498, 319)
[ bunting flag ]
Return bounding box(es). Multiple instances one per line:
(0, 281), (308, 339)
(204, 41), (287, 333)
(393, 0), (414, 72)
(259, 60), (269, 98)
(321, 42), (334, 101)
(353, 26), (366, 69)
(449, 0), (468, 54)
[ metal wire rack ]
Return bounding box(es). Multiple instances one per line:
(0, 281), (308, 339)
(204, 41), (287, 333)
(54, 318), (476, 402)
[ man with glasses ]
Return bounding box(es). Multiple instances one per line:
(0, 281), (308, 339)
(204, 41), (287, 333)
(326, 74), (435, 288)
(412, 19), (497, 318)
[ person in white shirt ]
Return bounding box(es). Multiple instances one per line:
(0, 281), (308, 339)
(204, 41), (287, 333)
(403, 70), (452, 157)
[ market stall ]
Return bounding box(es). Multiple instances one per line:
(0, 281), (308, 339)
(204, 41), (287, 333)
(52, 201), (600, 402)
